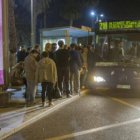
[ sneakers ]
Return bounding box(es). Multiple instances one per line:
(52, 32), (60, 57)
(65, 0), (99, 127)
(49, 101), (54, 107)
(26, 101), (36, 107)
(67, 94), (72, 98)
(78, 92), (81, 96)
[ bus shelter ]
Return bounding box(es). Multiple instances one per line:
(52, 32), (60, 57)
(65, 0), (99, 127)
(40, 26), (94, 50)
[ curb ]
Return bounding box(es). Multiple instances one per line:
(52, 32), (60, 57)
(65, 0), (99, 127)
(0, 90), (87, 140)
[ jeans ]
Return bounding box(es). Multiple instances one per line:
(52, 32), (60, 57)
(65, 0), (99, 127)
(80, 71), (88, 87)
(57, 67), (70, 95)
(41, 82), (53, 102)
(70, 70), (80, 93)
(26, 80), (37, 103)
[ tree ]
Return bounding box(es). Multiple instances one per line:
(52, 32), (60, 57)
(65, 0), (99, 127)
(34, 0), (53, 27)
(15, 0), (53, 46)
(32, 0), (53, 44)
(59, 0), (81, 26)
(59, 0), (98, 26)
(80, 0), (99, 8)
(21, 0), (53, 28)
(8, 0), (17, 52)
(8, 0), (18, 69)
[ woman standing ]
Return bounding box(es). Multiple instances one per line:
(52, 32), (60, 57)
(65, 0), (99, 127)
(36, 51), (57, 107)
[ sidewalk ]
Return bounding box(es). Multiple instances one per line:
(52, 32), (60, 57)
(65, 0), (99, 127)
(0, 85), (41, 113)
(0, 85), (85, 140)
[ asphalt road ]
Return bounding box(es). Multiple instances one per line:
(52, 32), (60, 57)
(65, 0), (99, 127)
(5, 89), (140, 140)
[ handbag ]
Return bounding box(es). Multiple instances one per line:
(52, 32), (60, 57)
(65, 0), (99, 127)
(53, 86), (62, 99)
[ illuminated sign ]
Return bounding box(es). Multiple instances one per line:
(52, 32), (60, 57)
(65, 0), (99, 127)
(0, 0), (4, 85)
(99, 21), (140, 30)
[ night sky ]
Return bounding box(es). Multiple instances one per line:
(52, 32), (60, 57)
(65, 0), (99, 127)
(45, 0), (140, 28)
(98, 0), (140, 20)
(14, 0), (140, 44)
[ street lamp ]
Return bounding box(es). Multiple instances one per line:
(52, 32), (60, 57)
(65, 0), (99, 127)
(91, 11), (95, 16)
(90, 11), (104, 46)
(90, 11), (104, 23)
(31, 0), (35, 47)
(100, 14), (104, 17)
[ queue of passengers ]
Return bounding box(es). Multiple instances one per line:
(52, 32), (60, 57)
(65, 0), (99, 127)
(10, 41), (96, 107)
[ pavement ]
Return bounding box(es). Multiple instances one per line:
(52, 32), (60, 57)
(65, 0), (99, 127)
(0, 85), (84, 140)
(5, 89), (140, 140)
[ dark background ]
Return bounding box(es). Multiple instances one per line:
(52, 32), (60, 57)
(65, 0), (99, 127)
(14, 0), (140, 45)
(44, 0), (140, 27)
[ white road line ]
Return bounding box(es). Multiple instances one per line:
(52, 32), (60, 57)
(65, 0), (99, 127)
(47, 117), (140, 140)
(0, 91), (87, 140)
(111, 97), (140, 111)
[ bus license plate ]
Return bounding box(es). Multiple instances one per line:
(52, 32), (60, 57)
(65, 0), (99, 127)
(117, 85), (131, 89)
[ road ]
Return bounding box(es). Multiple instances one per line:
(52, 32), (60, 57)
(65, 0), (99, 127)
(5, 89), (140, 140)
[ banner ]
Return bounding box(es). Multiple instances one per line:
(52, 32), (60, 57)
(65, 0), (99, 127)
(0, 0), (4, 85)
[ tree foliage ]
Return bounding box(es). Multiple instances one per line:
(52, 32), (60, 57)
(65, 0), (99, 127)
(59, 0), (99, 26)
(14, 0), (53, 46)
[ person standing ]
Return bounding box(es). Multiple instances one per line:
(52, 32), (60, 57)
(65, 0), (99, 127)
(81, 46), (88, 69)
(69, 43), (82, 94)
(36, 51), (57, 107)
(49, 43), (57, 62)
(87, 45), (96, 74)
(34, 44), (41, 61)
(17, 46), (27, 62)
(55, 40), (71, 98)
(26, 47), (32, 56)
(81, 46), (88, 88)
(45, 43), (52, 53)
(24, 49), (39, 105)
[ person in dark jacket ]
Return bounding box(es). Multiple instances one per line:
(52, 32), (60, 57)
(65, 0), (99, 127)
(55, 40), (71, 98)
(69, 43), (82, 95)
(49, 43), (57, 62)
(17, 46), (27, 62)
(26, 47), (32, 56)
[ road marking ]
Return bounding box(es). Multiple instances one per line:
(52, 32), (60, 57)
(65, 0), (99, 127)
(47, 117), (140, 140)
(111, 97), (140, 111)
(0, 90), (88, 140)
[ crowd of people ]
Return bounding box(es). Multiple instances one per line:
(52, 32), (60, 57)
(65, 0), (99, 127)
(10, 40), (96, 107)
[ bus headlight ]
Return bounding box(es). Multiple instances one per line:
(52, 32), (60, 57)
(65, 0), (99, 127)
(93, 76), (106, 83)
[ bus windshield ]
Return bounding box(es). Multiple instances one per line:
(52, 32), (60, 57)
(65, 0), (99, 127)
(95, 34), (140, 64)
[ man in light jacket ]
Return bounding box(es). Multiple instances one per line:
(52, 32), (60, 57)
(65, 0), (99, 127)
(24, 49), (39, 105)
(36, 51), (57, 107)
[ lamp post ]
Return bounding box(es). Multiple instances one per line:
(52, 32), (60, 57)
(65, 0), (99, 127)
(90, 11), (104, 47)
(2, 0), (9, 88)
(31, 0), (35, 47)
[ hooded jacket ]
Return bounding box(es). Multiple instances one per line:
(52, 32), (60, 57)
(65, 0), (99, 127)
(24, 54), (37, 81)
(36, 57), (57, 85)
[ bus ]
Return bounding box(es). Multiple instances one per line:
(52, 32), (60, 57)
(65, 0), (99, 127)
(89, 20), (140, 90)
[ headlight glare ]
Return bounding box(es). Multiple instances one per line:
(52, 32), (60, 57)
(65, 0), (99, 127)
(93, 76), (106, 83)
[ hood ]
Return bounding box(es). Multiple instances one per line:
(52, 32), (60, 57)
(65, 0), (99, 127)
(39, 58), (52, 69)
